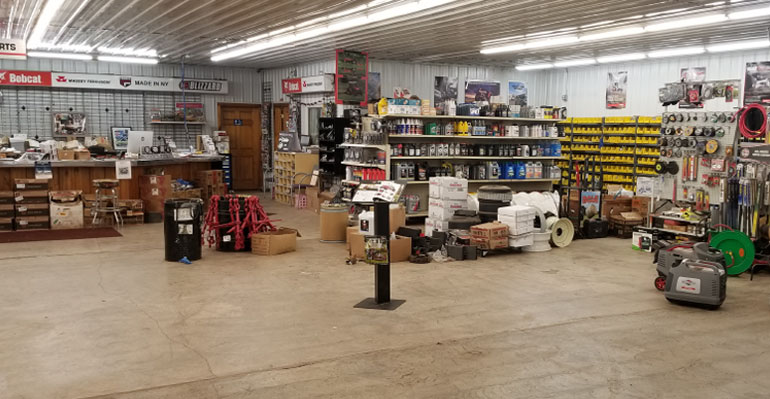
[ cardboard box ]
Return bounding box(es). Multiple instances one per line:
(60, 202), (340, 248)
(0, 217), (13, 231)
(471, 237), (508, 250)
(14, 190), (50, 204)
(429, 177), (468, 200)
(632, 231), (654, 252)
(14, 179), (49, 190)
(632, 196), (652, 219)
(74, 149), (90, 160)
(305, 186), (320, 213)
(15, 203), (49, 217)
(0, 191), (13, 205)
(170, 188), (203, 200)
(251, 227), (300, 255)
(57, 149), (75, 160)
(196, 170), (224, 186)
(15, 216), (49, 230)
(50, 200), (84, 230)
(346, 226), (358, 251)
(389, 204), (406, 233)
(349, 232), (412, 263)
(428, 198), (467, 220)
(425, 218), (449, 237)
(140, 175), (172, 214)
(471, 222), (509, 239)
(602, 197), (632, 220)
(0, 204), (13, 218)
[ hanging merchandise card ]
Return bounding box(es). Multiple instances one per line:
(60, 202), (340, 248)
(35, 161), (52, 179)
(115, 159), (132, 179)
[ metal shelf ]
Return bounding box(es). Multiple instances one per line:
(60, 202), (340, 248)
(406, 178), (558, 185)
(388, 135), (559, 140)
(340, 143), (388, 150)
(406, 211), (429, 218)
(391, 156), (562, 160)
(652, 214), (707, 224)
(341, 161), (387, 169)
(379, 114), (562, 123)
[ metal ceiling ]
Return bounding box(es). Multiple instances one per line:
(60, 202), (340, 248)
(1, 0), (769, 69)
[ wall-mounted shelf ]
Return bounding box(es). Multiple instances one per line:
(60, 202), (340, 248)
(342, 161), (387, 169)
(379, 114), (563, 123)
(388, 135), (559, 141)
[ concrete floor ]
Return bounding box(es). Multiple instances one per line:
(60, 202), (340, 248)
(2, 197), (770, 399)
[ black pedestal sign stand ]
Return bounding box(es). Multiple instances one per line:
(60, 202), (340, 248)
(354, 199), (405, 311)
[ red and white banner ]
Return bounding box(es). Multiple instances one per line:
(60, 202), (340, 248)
(0, 70), (228, 94)
(0, 70), (51, 86)
(281, 75), (334, 94)
(0, 39), (26, 60)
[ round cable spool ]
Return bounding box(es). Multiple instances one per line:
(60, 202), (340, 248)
(738, 103), (767, 139)
(684, 126), (695, 136)
(675, 127), (684, 136)
(696, 140), (707, 154)
(674, 148), (683, 157)
(711, 113), (720, 123)
(654, 161), (667, 174)
(666, 148), (674, 157)
(667, 161), (680, 175)
(687, 137), (697, 148)
(705, 139), (720, 154)
(710, 230), (755, 275)
(673, 137), (683, 147)
(659, 137), (668, 146)
(718, 113), (727, 123)
(694, 127), (703, 136)
(700, 113), (709, 123)
(715, 127), (725, 137)
(677, 113), (684, 122)
(550, 218), (574, 248)
(668, 114), (677, 123)
(665, 127), (675, 135)
(704, 127), (715, 137)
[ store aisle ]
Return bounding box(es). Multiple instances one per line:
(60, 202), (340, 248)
(1, 197), (768, 399)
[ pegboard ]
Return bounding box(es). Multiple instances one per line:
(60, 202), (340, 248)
(0, 87), (204, 147)
(657, 111), (737, 204)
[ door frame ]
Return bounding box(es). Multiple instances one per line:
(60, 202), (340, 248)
(217, 102), (263, 190)
(272, 103), (290, 150)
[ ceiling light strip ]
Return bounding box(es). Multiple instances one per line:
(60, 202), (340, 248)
(97, 55), (159, 64)
(28, 51), (93, 60)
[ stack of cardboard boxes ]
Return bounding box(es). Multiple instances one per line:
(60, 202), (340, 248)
(196, 170), (227, 210)
(470, 222), (509, 250)
(0, 191), (14, 231)
(140, 175), (172, 223)
(497, 205), (535, 248)
(426, 177), (468, 236)
(49, 191), (84, 230)
(14, 179), (50, 231)
(119, 199), (144, 224)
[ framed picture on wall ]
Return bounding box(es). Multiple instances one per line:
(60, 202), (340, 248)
(111, 127), (131, 150)
(53, 112), (87, 136)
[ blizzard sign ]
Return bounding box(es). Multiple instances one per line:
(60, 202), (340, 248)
(0, 69), (228, 94)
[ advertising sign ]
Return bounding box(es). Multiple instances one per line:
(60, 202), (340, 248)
(335, 49), (368, 106)
(281, 75), (334, 94)
(0, 39), (26, 60)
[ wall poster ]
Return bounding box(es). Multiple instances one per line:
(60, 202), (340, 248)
(464, 80), (500, 103)
(434, 76), (459, 103)
(744, 62), (770, 104)
(681, 67), (706, 83)
(508, 81), (528, 106)
(606, 71), (628, 109)
(335, 49), (368, 106)
(367, 72), (381, 102)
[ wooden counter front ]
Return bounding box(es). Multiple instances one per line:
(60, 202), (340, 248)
(0, 158), (221, 199)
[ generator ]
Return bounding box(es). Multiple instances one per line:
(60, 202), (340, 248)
(663, 259), (727, 309)
(654, 242), (727, 309)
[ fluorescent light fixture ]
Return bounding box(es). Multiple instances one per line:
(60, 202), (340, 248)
(33, 42), (93, 52)
(581, 20), (615, 28)
(296, 17), (327, 28)
(707, 39), (770, 52)
(648, 46), (705, 58)
(597, 52), (646, 63)
(515, 63), (554, 71)
(28, 0), (66, 47)
(554, 58), (596, 67)
(729, 6), (770, 20)
(644, 14), (727, 32)
(480, 43), (525, 54)
(645, 8), (688, 17)
(525, 30), (555, 37)
(482, 35), (523, 44)
(368, 0), (393, 6)
(213, 0), (458, 61)
(28, 51), (93, 60)
(268, 26), (295, 36)
(211, 40), (246, 53)
(580, 26), (644, 41)
(97, 55), (158, 64)
(98, 46), (157, 57)
(525, 35), (578, 49)
(329, 4), (367, 18)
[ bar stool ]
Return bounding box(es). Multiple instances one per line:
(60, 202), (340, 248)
(93, 179), (124, 227)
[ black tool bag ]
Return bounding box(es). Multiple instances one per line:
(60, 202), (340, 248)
(583, 219), (609, 239)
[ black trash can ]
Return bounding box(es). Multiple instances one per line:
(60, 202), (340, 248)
(164, 199), (203, 262)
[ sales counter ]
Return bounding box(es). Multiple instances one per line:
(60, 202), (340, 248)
(0, 157), (222, 199)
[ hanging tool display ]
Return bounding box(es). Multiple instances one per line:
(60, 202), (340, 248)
(737, 103), (768, 143)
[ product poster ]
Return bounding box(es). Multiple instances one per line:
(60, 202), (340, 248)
(580, 191), (601, 221)
(744, 62), (770, 104)
(335, 49), (368, 106)
(606, 71), (628, 109)
(508, 81), (528, 106)
(680, 67), (706, 83)
(393, 87), (412, 98)
(433, 76), (459, 106)
(465, 80), (500, 103)
(111, 127), (130, 150)
(367, 72), (381, 102)
(34, 161), (52, 180)
(53, 112), (87, 136)
(115, 160), (132, 180)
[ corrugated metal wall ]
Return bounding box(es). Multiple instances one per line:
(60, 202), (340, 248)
(528, 49), (770, 117)
(261, 59), (551, 107)
(0, 58), (261, 136)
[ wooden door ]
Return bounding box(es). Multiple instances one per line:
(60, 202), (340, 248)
(273, 104), (289, 150)
(219, 104), (262, 190)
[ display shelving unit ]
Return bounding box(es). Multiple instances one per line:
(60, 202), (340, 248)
(379, 113), (563, 218)
(557, 116), (662, 193)
(273, 151), (319, 205)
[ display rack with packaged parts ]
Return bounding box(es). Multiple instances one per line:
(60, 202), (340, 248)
(382, 113), (563, 218)
(273, 151), (319, 205)
(319, 117), (347, 185)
